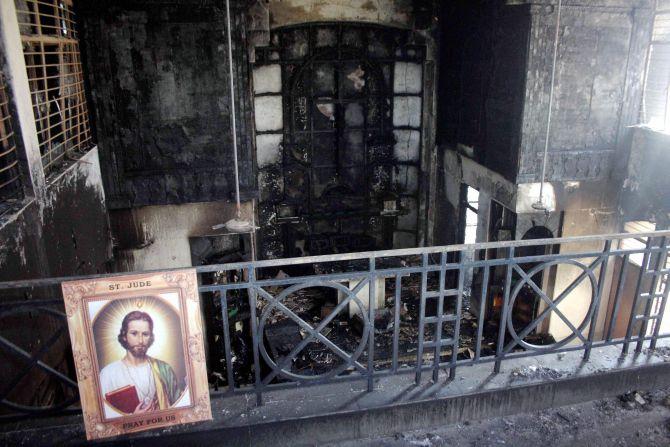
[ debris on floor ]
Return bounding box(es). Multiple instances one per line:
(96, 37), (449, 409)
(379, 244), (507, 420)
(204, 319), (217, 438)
(510, 365), (563, 381)
(206, 259), (567, 386)
(619, 391), (653, 411)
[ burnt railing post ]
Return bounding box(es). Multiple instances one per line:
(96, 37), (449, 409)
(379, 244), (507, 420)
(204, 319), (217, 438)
(622, 238), (654, 356)
(450, 252), (465, 380)
(650, 241), (670, 350)
(494, 246), (514, 374)
(391, 274), (401, 374)
(584, 240), (611, 361)
(368, 256), (376, 392)
(474, 265), (490, 362)
(248, 266), (263, 406)
(432, 252), (447, 382)
(219, 289), (236, 394)
(636, 236), (668, 353)
(605, 253), (629, 342)
(415, 252), (429, 384)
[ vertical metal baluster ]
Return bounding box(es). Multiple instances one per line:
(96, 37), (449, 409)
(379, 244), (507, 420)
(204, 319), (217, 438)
(219, 288), (236, 393)
(475, 266), (489, 361)
(247, 267), (263, 405)
(392, 274), (401, 373)
(606, 254), (629, 342)
(636, 236), (667, 353)
(650, 245), (670, 350)
(623, 238), (653, 355)
(494, 247), (514, 374)
(433, 252), (446, 382)
(368, 257), (376, 392)
(450, 254), (465, 380)
(415, 253), (428, 384)
(635, 237), (667, 352)
(584, 240), (611, 361)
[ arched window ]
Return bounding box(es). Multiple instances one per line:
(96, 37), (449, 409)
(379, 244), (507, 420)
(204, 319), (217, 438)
(254, 24), (425, 257)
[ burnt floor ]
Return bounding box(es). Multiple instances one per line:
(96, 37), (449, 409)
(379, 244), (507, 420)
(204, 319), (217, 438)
(334, 386), (670, 447)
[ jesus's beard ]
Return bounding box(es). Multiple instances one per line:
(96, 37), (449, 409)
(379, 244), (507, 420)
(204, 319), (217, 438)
(129, 344), (149, 358)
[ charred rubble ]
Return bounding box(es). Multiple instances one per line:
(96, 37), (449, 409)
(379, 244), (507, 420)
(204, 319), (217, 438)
(199, 255), (555, 388)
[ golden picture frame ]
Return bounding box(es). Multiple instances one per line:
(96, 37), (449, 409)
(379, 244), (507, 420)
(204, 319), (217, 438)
(61, 269), (212, 440)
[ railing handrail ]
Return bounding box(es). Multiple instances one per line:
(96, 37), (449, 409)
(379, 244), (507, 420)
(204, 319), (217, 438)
(0, 230), (668, 291)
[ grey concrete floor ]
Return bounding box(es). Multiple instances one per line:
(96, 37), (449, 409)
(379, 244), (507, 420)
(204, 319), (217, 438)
(4, 342), (670, 445)
(333, 386), (670, 447)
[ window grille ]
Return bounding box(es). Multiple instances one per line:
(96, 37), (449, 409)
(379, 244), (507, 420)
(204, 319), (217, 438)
(0, 72), (22, 204)
(15, 0), (92, 175)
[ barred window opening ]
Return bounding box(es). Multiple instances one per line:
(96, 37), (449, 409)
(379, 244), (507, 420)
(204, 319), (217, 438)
(15, 0), (93, 176)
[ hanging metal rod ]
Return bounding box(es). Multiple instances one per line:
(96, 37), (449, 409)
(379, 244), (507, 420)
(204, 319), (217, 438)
(225, 0), (241, 219)
(535, 0), (563, 211)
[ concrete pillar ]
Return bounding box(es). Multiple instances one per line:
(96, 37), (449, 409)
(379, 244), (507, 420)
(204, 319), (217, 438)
(0, 0), (45, 203)
(338, 277), (387, 319)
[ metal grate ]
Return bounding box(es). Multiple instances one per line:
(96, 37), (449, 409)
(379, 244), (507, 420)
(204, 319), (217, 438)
(15, 0), (92, 175)
(0, 72), (23, 203)
(256, 24), (424, 257)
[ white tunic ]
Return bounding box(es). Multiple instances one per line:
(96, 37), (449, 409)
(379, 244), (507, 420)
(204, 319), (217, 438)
(99, 360), (157, 405)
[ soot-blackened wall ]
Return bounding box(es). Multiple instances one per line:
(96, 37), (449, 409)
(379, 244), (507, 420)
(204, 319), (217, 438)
(79, 1), (255, 209)
(438, 0), (653, 185)
(518, 0), (653, 184)
(437, 1), (529, 182)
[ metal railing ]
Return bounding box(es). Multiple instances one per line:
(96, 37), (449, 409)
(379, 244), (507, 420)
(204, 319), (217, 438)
(0, 231), (668, 419)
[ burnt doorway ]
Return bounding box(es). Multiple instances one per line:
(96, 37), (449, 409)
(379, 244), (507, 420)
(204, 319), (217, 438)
(254, 24), (425, 259)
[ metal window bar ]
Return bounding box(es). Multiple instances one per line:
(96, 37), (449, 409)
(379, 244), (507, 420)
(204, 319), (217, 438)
(15, 0), (92, 175)
(0, 72), (23, 205)
(0, 231), (670, 417)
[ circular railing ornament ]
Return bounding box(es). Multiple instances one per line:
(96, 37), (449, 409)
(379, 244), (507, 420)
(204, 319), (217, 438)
(257, 280), (370, 382)
(506, 259), (598, 351)
(0, 304), (79, 414)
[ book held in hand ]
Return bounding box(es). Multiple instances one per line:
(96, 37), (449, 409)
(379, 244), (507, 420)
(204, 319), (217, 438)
(105, 385), (140, 414)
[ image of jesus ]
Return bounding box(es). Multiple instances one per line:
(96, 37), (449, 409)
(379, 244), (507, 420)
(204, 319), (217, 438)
(99, 310), (184, 414)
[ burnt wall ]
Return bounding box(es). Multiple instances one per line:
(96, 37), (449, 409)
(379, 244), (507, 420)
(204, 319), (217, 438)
(620, 127), (670, 227)
(438, 0), (653, 185)
(0, 148), (112, 283)
(518, 0), (653, 183)
(0, 149), (111, 414)
(436, 1), (530, 183)
(78, 1), (255, 209)
(266, 0), (415, 29)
